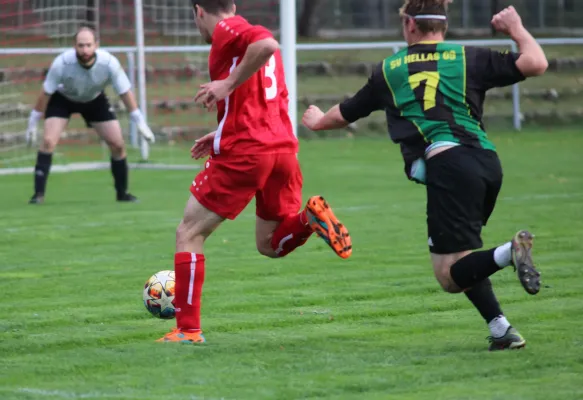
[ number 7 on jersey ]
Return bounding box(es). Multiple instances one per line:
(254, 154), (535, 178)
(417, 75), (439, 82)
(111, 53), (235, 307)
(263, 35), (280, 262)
(264, 55), (277, 100)
(409, 72), (440, 111)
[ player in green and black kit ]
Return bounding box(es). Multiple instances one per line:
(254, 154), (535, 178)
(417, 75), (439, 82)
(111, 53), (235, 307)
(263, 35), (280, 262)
(302, 0), (548, 351)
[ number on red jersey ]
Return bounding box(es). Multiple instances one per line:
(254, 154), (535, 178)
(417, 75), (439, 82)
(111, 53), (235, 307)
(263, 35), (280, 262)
(264, 55), (277, 100)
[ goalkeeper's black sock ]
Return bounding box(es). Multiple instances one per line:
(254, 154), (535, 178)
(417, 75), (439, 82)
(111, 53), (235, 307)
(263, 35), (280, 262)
(34, 151), (53, 195)
(110, 157), (128, 198)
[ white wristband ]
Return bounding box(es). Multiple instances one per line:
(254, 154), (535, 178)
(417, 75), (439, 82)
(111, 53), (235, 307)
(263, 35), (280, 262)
(129, 109), (145, 124)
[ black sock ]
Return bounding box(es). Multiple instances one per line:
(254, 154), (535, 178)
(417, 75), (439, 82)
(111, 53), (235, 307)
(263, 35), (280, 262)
(34, 151), (53, 195)
(449, 248), (501, 290)
(464, 278), (503, 323)
(110, 157), (128, 197)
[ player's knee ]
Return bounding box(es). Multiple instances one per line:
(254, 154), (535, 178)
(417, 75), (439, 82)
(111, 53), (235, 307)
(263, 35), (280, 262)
(175, 220), (206, 250)
(109, 142), (125, 159)
(40, 133), (59, 152)
(436, 276), (463, 293)
(256, 241), (277, 258)
(40, 139), (56, 153)
(431, 252), (466, 293)
(433, 263), (463, 293)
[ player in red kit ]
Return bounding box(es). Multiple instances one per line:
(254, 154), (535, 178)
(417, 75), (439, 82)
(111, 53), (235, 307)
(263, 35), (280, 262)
(157, 0), (352, 344)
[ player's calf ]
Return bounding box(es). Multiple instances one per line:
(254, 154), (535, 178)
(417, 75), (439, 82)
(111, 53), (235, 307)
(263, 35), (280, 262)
(262, 213), (313, 258)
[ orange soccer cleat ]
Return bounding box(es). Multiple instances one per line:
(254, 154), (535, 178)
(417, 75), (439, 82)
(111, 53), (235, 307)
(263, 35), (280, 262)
(156, 329), (206, 344)
(305, 196), (352, 259)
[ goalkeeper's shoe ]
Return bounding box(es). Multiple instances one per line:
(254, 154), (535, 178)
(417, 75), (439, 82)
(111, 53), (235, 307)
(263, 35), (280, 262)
(305, 196), (352, 259)
(156, 329), (206, 344)
(511, 230), (541, 295)
(488, 327), (526, 351)
(117, 193), (139, 203)
(29, 193), (44, 204)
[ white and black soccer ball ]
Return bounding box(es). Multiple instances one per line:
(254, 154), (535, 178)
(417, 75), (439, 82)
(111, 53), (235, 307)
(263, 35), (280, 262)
(143, 270), (176, 319)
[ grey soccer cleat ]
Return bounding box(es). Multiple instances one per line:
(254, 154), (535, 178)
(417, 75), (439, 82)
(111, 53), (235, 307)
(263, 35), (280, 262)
(488, 327), (526, 351)
(29, 193), (45, 204)
(117, 193), (139, 203)
(511, 230), (541, 295)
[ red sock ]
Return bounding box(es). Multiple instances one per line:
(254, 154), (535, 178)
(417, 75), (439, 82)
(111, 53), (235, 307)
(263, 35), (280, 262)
(271, 210), (313, 257)
(173, 252), (205, 331)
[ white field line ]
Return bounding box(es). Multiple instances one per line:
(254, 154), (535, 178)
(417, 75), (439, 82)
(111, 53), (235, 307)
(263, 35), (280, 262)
(0, 162), (200, 176)
(11, 388), (225, 400)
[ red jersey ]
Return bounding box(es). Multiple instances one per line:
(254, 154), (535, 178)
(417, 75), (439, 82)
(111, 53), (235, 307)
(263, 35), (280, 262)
(208, 16), (297, 157)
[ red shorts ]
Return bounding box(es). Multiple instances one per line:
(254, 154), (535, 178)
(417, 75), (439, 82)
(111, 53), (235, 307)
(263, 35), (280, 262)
(190, 153), (303, 221)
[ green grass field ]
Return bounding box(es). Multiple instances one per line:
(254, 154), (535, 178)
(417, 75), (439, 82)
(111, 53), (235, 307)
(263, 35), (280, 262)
(1, 129), (582, 400)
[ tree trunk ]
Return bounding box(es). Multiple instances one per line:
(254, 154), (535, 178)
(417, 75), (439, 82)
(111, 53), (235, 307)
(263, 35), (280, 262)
(298, 0), (323, 37)
(491, 0), (499, 36)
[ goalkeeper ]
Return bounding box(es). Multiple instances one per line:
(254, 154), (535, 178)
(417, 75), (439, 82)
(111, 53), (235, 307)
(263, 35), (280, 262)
(26, 26), (155, 204)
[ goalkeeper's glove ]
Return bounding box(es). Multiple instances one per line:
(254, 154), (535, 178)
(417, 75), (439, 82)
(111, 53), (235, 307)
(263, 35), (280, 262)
(130, 109), (156, 143)
(26, 110), (42, 147)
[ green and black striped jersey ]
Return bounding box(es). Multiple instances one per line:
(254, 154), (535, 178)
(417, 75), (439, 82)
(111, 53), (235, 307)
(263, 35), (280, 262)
(339, 41), (526, 175)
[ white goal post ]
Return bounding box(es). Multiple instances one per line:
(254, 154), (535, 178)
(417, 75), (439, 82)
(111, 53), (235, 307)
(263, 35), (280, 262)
(280, 0), (298, 137)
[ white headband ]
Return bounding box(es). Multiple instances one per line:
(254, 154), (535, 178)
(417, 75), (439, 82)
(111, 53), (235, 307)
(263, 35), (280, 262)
(413, 14), (447, 20)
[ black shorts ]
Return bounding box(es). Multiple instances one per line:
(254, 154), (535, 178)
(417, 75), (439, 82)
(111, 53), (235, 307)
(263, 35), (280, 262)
(425, 145), (503, 254)
(45, 91), (116, 127)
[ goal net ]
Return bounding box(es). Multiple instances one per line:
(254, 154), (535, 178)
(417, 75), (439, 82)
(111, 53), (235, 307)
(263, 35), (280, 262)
(0, 0), (280, 174)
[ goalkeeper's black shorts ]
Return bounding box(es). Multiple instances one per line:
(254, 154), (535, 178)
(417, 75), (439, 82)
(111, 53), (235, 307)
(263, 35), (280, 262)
(45, 91), (117, 127)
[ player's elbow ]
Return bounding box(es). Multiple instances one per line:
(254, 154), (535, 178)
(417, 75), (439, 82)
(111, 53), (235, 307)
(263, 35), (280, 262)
(257, 38), (279, 56)
(532, 58), (549, 76)
(517, 55), (548, 77)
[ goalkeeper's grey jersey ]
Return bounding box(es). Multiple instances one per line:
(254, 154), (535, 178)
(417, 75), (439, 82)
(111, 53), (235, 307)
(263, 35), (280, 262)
(43, 49), (131, 103)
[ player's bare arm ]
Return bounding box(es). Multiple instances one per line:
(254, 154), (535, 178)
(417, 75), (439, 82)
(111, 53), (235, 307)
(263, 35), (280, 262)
(223, 38), (279, 91)
(190, 131), (216, 159)
(302, 104), (349, 131)
(32, 90), (51, 114)
(303, 71), (382, 132)
(194, 38), (280, 110)
(491, 6), (548, 77)
(119, 90), (139, 113)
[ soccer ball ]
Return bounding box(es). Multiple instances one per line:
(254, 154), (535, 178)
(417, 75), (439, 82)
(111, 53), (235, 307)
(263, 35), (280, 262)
(143, 270), (176, 319)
